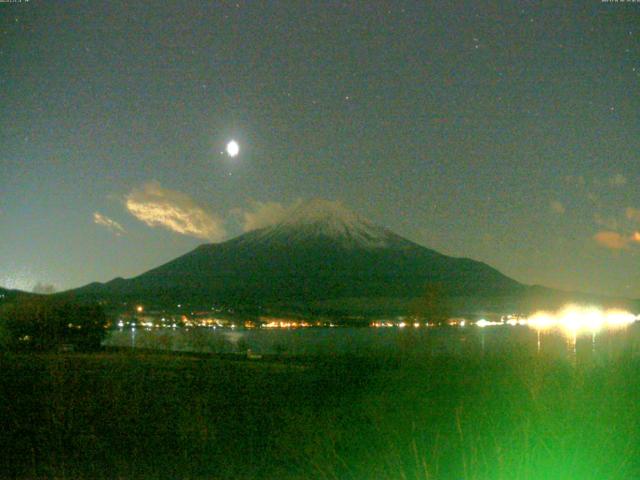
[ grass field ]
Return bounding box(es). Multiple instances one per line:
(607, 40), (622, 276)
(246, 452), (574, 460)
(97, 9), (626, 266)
(1, 348), (640, 479)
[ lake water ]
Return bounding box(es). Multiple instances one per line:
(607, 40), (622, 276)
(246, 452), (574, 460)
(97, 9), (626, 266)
(104, 323), (640, 361)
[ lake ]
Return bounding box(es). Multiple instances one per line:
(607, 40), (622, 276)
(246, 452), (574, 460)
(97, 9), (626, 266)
(104, 322), (640, 362)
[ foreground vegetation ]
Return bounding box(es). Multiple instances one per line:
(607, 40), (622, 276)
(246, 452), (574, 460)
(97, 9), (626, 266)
(0, 297), (106, 352)
(1, 348), (640, 479)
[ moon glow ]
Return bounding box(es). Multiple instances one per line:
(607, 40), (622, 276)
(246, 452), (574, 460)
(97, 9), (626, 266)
(226, 140), (240, 157)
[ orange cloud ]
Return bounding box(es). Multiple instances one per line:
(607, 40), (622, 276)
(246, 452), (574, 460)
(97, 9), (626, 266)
(594, 231), (629, 250)
(593, 230), (640, 250)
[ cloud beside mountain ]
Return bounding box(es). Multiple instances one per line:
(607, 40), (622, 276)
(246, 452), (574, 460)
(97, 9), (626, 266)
(235, 200), (303, 232)
(125, 181), (226, 241)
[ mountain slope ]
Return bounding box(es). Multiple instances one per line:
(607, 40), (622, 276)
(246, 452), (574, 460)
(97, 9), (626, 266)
(0, 287), (36, 305)
(70, 199), (528, 314)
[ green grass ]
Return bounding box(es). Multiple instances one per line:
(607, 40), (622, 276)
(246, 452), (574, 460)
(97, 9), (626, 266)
(1, 349), (640, 479)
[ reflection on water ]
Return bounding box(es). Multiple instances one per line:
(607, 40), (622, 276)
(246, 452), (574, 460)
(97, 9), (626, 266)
(105, 322), (640, 362)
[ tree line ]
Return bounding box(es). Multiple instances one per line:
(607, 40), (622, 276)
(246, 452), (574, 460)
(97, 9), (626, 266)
(0, 296), (107, 352)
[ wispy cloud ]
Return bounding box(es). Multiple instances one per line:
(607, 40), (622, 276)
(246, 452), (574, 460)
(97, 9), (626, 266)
(93, 212), (126, 236)
(594, 230), (640, 250)
(550, 200), (565, 215)
(234, 200), (301, 232)
(125, 181), (226, 241)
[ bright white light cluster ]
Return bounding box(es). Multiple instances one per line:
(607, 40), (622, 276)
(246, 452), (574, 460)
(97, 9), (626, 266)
(526, 305), (637, 335)
(476, 319), (502, 328)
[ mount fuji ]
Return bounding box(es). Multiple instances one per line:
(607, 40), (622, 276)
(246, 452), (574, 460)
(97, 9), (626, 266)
(68, 199), (527, 315)
(68, 199), (625, 317)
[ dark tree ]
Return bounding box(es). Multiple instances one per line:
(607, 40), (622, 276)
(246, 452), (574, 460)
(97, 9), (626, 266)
(0, 297), (107, 351)
(409, 282), (451, 325)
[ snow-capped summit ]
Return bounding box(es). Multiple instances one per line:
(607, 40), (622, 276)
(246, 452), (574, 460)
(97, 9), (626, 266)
(280, 199), (363, 228)
(69, 197), (524, 314)
(248, 198), (409, 249)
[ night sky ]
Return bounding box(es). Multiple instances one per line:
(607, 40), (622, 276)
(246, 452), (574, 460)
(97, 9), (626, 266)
(1, 1), (639, 297)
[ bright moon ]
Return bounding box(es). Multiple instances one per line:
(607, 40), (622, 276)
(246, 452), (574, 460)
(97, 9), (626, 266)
(226, 140), (239, 157)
